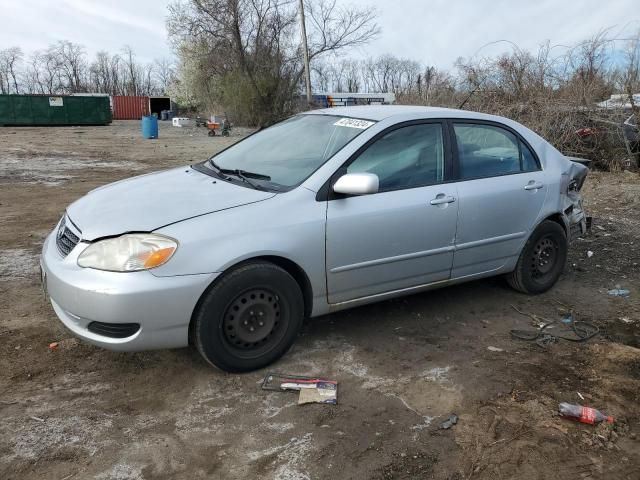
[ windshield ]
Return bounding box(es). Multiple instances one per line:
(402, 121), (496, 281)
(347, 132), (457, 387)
(205, 114), (375, 189)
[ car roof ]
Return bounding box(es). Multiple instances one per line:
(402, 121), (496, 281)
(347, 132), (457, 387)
(304, 105), (507, 123)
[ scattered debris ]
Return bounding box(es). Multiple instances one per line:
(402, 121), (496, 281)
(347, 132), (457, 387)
(410, 416), (435, 430)
(559, 402), (614, 425)
(561, 314), (574, 325)
(29, 416), (45, 422)
(487, 346), (504, 352)
(510, 304), (551, 328)
(510, 306), (598, 347)
(577, 392), (585, 401)
(587, 250), (594, 258)
(439, 414), (458, 430)
(620, 317), (633, 324)
(48, 342), (59, 351)
(298, 382), (337, 405)
(607, 288), (630, 297)
(262, 373), (338, 405)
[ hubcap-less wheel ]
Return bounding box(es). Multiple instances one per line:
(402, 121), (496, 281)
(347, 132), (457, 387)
(222, 288), (283, 354)
(530, 235), (558, 278)
(193, 262), (304, 372)
(506, 220), (567, 295)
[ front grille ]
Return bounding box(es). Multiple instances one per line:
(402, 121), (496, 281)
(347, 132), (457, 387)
(56, 217), (80, 257)
(87, 321), (141, 339)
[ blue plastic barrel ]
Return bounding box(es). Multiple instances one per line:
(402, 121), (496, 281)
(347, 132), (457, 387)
(141, 115), (158, 139)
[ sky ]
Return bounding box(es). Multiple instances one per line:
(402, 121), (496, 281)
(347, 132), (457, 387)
(0, 0), (639, 67)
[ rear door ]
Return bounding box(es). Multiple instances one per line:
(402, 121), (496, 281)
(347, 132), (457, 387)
(325, 121), (458, 304)
(450, 121), (547, 278)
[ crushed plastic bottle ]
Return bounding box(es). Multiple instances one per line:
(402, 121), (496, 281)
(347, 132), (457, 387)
(559, 402), (614, 425)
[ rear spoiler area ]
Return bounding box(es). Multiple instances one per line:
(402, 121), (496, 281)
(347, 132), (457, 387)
(565, 156), (591, 166)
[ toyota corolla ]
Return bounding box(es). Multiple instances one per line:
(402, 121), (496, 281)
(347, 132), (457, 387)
(41, 106), (588, 372)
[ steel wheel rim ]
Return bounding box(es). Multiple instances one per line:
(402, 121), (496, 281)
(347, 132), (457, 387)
(530, 235), (558, 278)
(222, 288), (283, 355)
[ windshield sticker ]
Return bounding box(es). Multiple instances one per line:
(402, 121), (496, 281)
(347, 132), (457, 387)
(333, 118), (375, 129)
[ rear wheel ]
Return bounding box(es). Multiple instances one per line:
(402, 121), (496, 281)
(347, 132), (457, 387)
(193, 262), (304, 372)
(506, 220), (567, 294)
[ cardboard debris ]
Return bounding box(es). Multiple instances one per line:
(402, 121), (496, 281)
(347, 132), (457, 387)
(262, 373), (338, 405)
(297, 381), (337, 405)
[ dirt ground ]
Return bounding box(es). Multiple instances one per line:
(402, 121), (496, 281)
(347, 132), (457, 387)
(1, 120), (639, 480)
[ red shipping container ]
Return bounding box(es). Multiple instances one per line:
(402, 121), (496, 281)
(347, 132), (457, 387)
(112, 96), (150, 120)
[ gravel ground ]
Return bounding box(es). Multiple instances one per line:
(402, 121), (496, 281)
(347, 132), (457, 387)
(0, 121), (639, 480)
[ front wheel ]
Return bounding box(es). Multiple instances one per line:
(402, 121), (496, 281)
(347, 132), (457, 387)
(506, 220), (568, 294)
(193, 262), (304, 372)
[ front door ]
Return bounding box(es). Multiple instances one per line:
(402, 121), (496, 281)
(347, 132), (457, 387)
(325, 122), (459, 304)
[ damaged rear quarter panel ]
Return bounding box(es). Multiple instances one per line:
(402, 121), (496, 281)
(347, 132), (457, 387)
(560, 159), (589, 240)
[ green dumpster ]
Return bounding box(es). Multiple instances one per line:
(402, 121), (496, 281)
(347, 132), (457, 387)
(0, 94), (112, 126)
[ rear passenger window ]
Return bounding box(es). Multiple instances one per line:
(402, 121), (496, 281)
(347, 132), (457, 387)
(520, 141), (539, 172)
(454, 124), (539, 179)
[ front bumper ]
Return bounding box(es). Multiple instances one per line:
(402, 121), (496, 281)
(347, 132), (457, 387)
(41, 231), (218, 351)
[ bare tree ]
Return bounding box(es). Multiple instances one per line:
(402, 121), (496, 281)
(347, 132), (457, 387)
(154, 57), (175, 94)
(141, 62), (156, 95)
(0, 47), (23, 94)
(122, 45), (140, 96)
(51, 41), (88, 92)
(90, 51), (117, 94)
(167, 0), (379, 125)
(618, 31), (640, 114)
(36, 48), (62, 94)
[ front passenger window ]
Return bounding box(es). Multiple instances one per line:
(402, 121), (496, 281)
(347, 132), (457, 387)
(347, 123), (445, 192)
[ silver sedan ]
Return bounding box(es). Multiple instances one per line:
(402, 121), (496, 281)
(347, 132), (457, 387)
(41, 106), (588, 372)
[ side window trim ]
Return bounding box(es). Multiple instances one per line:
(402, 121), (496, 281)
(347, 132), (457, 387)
(517, 140), (524, 171)
(317, 119), (452, 201)
(448, 119), (542, 182)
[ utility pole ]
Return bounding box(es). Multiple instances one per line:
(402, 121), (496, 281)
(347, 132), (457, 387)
(298, 0), (312, 105)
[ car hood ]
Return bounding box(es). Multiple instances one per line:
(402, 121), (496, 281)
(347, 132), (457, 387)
(67, 166), (276, 240)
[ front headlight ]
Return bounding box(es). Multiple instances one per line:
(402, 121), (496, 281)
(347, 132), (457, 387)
(77, 234), (177, 272)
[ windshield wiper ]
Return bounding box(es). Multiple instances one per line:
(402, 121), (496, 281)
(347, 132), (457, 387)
(208, 159), (270, 190)
(208, 159), (271, 181)
(232, 170), (266, 190)
(207, 159), (271, 190)
(208, 159), (229, 179)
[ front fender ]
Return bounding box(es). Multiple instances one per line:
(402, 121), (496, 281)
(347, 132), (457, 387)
(150, 188), (327, 304)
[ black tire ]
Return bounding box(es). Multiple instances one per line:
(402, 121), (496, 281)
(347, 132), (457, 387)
(506, 220), (567, 294)
(193, 262), (304, 372)
(208, 130), (215, 137)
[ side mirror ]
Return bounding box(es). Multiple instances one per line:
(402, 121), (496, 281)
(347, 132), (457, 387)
(332, 173), (379, 196)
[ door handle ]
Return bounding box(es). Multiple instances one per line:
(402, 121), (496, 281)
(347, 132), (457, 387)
(524, 181), (544, 191)
(430, 194), (456, 205)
